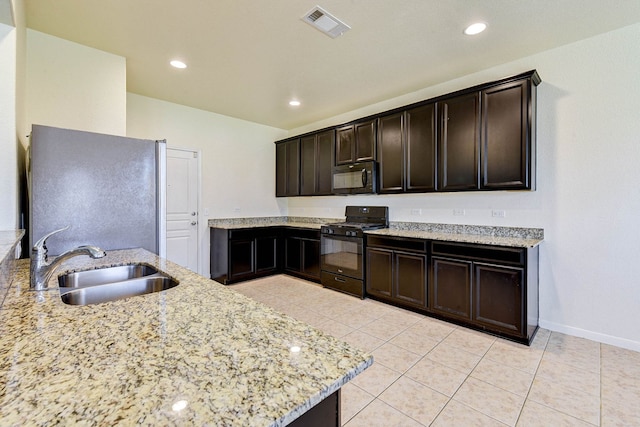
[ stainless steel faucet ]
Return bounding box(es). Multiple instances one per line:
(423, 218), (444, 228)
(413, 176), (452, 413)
(30, 226), (106, 290)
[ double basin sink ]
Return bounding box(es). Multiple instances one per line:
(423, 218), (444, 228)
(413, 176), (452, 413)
(58, 264), (179, 306)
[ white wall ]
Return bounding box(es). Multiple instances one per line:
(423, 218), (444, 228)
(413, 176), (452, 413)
(0, 22), (17, 229)
(126, 93), (288, 275)
(25, 29), (126, 136)
(287, 24), (640, 351)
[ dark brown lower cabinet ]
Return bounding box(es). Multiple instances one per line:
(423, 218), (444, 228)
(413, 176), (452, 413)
(366, 236), (428, 310)
(431, 257), (472, 320)
(474, 263), (524, 334)
(284, 229), (321, 282)
(210, 227), (280, 284)
(430, 241), (538, 344)
(211, 226), (321, 285)
(289, 389), (340, 427)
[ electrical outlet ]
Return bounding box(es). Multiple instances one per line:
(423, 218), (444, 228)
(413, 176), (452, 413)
(204, 208), (210, 216)
(453, 209), (465, 216)
(411, 208), (422, 215)
(492, 210), (506, 218)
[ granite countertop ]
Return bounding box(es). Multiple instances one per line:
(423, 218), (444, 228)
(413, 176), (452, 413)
(367, 227), (543, 248)
(208, 216), (343, 230)
(208, 217), (544, 248)
(0, 230), (25, 263)
(0, 249), (372, 426)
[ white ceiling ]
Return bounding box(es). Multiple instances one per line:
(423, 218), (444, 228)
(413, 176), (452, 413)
(25, 0), (640, 130)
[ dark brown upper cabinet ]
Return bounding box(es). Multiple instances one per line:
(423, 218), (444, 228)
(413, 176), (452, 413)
(377, 112), (404, 193)
(437, 92), (481, 191)
(300, 129), (334, 195)
(377, 104), (437, 193)
(276, 70), (540, 197)
(481, 76), (538, 190)
(275, 138), (300, 197)
(335, 119), (376, 165)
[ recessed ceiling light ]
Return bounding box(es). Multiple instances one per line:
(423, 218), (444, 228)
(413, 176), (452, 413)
(464, 22), (487, 36)
(289, 100), (301, 107)
(170, 60), (187, 69)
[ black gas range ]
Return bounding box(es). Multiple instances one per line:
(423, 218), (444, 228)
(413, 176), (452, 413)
(320, 206), (389, 298)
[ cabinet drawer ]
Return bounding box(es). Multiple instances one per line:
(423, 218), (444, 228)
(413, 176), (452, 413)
(367, 235), (427, 253)
(431, 242), (524, 265)
(321, 271), (363, 298)
(229, 227), (280, 240)
(286, 228), (320, 240)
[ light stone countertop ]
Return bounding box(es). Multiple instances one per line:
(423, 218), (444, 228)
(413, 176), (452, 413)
(0, 230), (25, 264)
(208, 216), (343, 230)
(0, 248), (372, 426)
(207, 217), (544, 248)
(367, 227), (543, 248)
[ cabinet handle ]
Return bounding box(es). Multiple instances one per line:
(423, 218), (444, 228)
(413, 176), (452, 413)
(361, 169), (368, 187)
(334, 277), (346, 283)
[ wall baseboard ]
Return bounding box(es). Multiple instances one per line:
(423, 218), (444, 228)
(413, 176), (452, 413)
(539, 320), (640, 352)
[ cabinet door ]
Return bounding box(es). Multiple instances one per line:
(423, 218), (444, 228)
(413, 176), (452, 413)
(355, 119), (376, 161)
(255, 236), (278, 273)
(474, 262), (524, 334)
(481, 79), (530, 189)
(438, 92), (480, 191)
(229, 239), (255, 280)
(366, 248), (393, 298)
(301, 239), (321, 279)
(275, 143), (287, 197)
(336, 126), (354, 165)
(300, 135), (317, 196)
(286, 140), (300, 196)
(276, 140), (300, 196)
(316, 130), (334, 195)
(285, 237), (301, 272)
(394, 251), (427, 308)
(431, 256), (472, 319)
(377, 113), (404, 193)
(406, 104), (436, 192)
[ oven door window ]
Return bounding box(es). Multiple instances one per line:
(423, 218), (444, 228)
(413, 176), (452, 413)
(321, 236), (363, 279)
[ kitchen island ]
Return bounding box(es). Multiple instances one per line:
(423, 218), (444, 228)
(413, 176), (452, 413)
(0, 248), (372, 425)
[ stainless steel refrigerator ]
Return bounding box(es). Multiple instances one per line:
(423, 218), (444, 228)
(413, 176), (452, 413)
(28, 125), (166, 257)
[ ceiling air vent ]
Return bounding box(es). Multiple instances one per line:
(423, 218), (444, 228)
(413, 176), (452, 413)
(302, 5), (351, 38)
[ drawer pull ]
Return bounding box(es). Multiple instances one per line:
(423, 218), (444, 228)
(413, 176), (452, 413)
(334, 277), (346, 283)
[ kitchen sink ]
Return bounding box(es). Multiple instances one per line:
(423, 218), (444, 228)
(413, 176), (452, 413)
(57, 264), (179, 306)
(58, 264), (159, 288)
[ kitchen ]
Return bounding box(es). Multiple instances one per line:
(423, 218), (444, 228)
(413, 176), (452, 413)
(1, 0), (640, 425)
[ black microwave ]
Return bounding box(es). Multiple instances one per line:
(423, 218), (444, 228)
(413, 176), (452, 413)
(332, 161), (377, 194)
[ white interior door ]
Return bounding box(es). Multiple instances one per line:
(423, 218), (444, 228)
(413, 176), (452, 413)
(166, 148), (199, 272)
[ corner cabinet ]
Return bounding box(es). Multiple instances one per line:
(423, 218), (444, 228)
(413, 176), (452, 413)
(210, 228), (281, 284)
(275, 139), (300, 197)
(210, 226), (322, 285)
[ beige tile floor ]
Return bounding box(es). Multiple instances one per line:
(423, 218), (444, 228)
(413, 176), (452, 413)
(230, 275), (640, 426)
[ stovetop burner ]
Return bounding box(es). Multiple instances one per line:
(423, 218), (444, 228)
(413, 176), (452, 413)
(321, 206), (389, 237)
